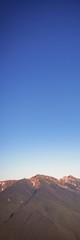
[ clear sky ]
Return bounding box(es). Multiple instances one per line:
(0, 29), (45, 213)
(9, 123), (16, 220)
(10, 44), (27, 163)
(0, 0), (80, 180)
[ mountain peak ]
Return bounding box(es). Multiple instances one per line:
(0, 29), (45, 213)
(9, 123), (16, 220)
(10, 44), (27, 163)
(61, 175), (79, 182)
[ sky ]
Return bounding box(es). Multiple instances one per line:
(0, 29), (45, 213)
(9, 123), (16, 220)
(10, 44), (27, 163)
(0, 0), (80, 180)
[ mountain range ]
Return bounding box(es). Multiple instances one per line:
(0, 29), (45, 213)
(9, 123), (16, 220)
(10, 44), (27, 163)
(0, 174), (80, 240)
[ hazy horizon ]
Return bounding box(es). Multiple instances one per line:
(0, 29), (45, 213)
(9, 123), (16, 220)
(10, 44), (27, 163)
(1, 0), (80, 180)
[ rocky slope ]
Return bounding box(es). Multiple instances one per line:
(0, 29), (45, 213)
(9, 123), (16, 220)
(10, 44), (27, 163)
(0, 174), (80, 240)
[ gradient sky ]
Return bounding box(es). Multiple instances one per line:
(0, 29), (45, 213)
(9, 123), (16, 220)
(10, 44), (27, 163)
(0, 0), (80, 180)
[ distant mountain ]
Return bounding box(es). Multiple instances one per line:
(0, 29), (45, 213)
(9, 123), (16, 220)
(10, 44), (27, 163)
(0, 174), (80, 240)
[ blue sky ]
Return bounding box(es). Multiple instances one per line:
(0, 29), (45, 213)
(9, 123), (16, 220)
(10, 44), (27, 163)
(0, 0), (80, 180)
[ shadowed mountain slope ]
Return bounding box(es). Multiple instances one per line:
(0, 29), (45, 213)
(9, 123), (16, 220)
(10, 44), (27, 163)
(0, 175), (80, 240)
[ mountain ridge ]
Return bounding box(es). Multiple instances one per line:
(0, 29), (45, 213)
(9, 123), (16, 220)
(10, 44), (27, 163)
(0, 174), (80, 192)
